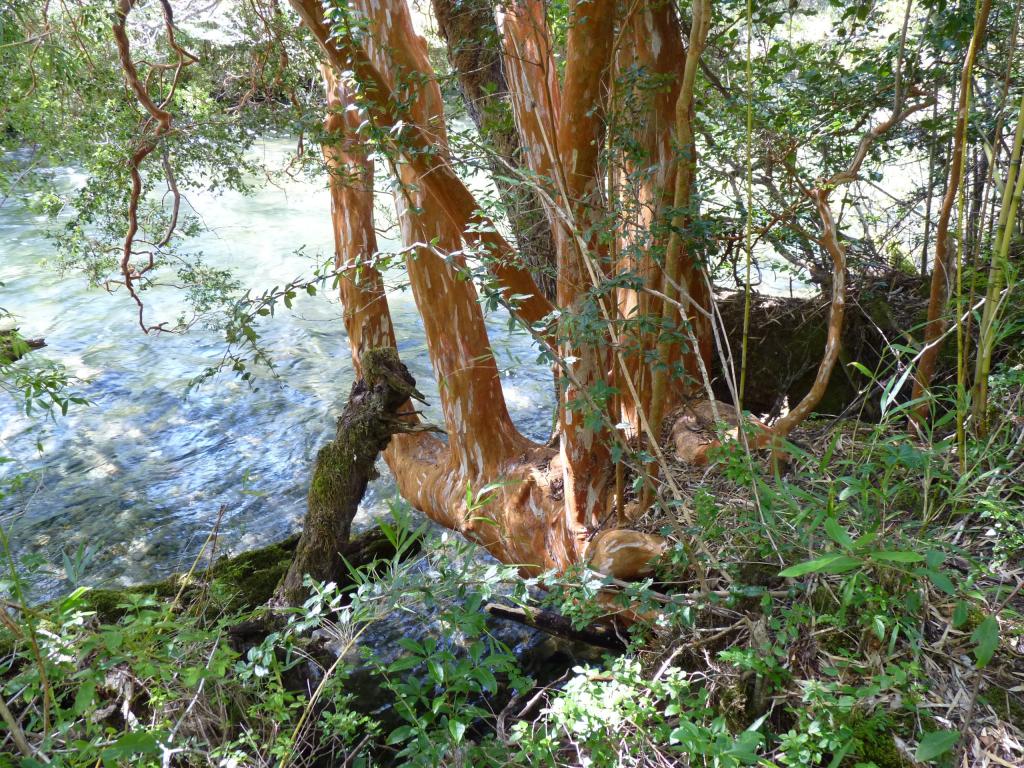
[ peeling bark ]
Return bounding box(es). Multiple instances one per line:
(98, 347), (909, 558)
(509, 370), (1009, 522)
(613, 1), (695, 433)
(551, 0), (618, 530)
(300, 0), (669, 587)
(637, 0), (712, 512)
(288, 0), (553, 329)
(432, 0), (557, 302)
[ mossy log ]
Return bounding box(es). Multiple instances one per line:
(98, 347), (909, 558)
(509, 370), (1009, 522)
(79, 527), (418, 624)
(279, 347), (434, 606)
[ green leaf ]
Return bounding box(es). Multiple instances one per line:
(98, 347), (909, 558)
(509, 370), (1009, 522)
(924, 569), (956, 596)
(74, 679), (96, 715)
(869, 550), (925, 563)
(872, 616), (886, 642)
(449, 719), (466, 744)
(925, 549), (945, 568)
(847, 361), (874, 379)
(101, 731), (161, 759)
(838, 484), (859, 501)
(428, 659), (445, 683)
(971, 615), (999, 668)
(474, 667), (497, 692)
(952, 601), (969, 628)
(728, 729), (763, 764)
(881, 365), (914, 414)
(824, 518), (854, 550)
(779, 553), (862, 578)
(387, 725), (413, 745)
(915, 730), (959, 762)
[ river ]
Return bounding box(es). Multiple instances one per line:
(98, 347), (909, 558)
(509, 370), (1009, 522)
(0, 140), (554, 601)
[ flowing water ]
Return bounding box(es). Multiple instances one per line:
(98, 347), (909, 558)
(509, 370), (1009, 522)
(0, 140), (554, 601)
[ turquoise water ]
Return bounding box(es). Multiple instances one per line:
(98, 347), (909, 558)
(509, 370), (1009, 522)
(0, 141), (553, 599)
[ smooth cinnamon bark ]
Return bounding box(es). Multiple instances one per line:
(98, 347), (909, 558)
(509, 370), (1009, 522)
(610, 1), (708, 434)
(288, 0), (553, 330)
(770, 98), (932, 438)
(321, 68), (397, 364)
(499, 0), (563, 234)
(320, 59), (572, 573)
(771, 189), (846, 438)
(347, 0), (526, 473)
(637, 0), (711, 512)
(307, 0), (667, 585)
(614, 1), (690, 433)
(552, 0), (618, 530)
(433, 0), (558, 302)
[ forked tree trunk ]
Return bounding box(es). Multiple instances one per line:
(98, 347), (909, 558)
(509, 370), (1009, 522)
(289, 0), (724, 585)
(297, 0), (667, 582)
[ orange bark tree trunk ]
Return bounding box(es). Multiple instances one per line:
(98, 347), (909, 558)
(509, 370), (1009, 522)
(291, 0), (707, 585)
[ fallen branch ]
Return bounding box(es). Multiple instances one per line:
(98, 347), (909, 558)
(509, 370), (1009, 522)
(485, 602), (626, 652)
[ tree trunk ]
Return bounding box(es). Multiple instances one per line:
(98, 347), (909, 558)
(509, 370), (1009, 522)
(431, 0), (558, 303)
(912, 0), (992, 416)
(612, 1), (709, 434)
(290, 0), (678, 585)
(279, 348), (427, 605)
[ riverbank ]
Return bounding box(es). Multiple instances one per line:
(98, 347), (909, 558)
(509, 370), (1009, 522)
(3, 402), (1022, 766)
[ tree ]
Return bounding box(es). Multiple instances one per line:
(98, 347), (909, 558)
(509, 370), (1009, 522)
(2, 0), (1019, 587)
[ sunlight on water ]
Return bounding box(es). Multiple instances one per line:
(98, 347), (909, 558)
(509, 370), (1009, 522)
(0, 140), (554, 598)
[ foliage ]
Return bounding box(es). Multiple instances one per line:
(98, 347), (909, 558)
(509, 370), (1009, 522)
(1, 0), (1023, 766)
(3, 385), (1022, 766)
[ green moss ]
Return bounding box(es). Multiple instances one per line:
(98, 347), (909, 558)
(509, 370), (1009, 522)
(78, 535), (299, 622)
(848, 712), (910, 768)
(205, 535), (298, 612)
(980, 690), (1024, 727)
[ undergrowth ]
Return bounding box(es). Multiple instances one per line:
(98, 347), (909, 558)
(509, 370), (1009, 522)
(1, 379), (1022, 767)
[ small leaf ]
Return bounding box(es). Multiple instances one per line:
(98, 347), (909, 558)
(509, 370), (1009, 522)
(102, 731), (161, 759)
(915, 730), (959, 762)
(972, 615), (999, 668)
(449, 719), (467, 744)
(870, 550), (925, 563)
(428, 659), (445, 683)
(824, 518), (854, 550)
(847, 361), (874, 378)
(838, 484), (859, 501)
(881, 365), (913, 414)
(872, 616), (886, 642)
(387, 725), (413, 745)
(779, 553), (862, 578)
(952, 601), (969, 628)
(924, 569), (955, 596)
(74, 679), (96, 715)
